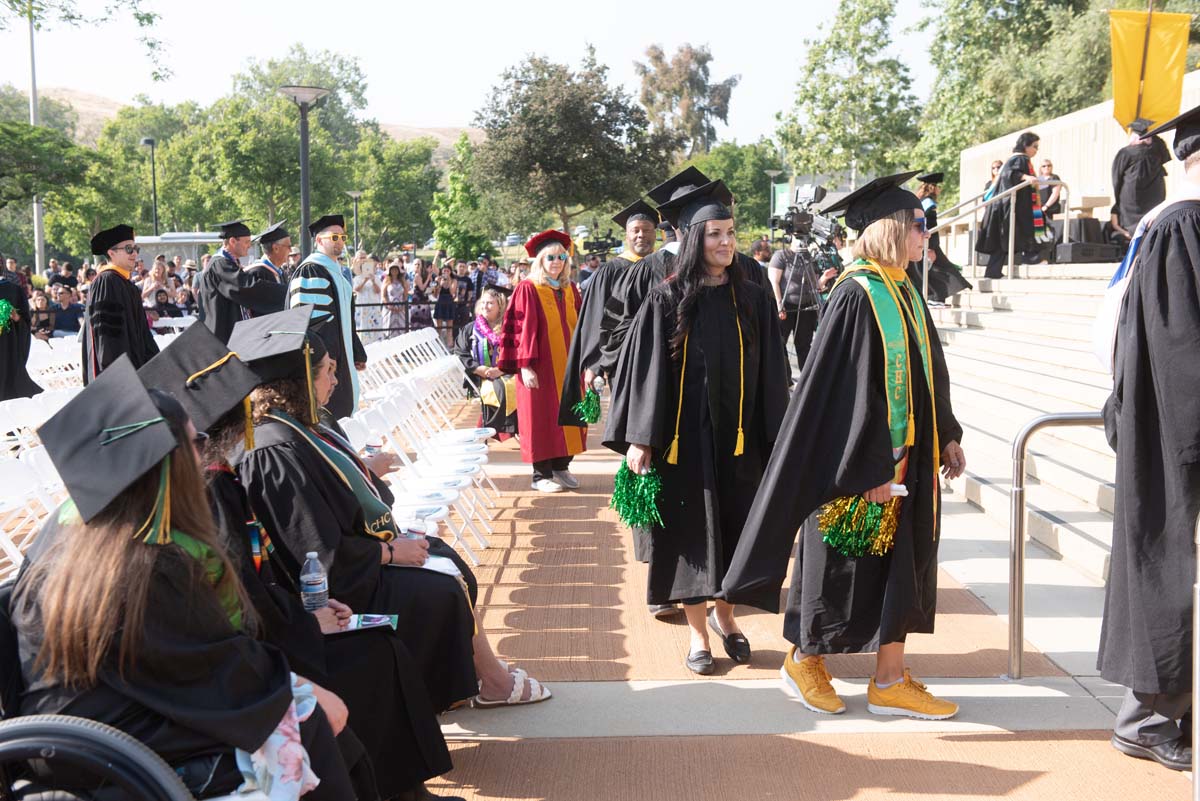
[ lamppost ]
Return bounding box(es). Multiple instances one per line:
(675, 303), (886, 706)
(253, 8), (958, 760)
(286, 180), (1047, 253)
(140, 137), (159, 235)
(765, 169), (783, 243)
(345, 190), (363, 252)
(279, 85), (331, 257)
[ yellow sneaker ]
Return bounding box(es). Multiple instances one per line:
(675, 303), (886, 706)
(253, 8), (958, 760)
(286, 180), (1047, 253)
(780, 647), (846, 714)
(867, 670), (958, 720)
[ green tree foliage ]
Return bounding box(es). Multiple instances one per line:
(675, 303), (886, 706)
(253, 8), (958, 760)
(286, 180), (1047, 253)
(778, 0), (918, 188)
(0, 121), (88, 211)
(43, 148), (138, 254)
(473, 49), (680, 231)
(350, 129), (440, 255)
(430, 135), (493, 260)
(0, 84), (77, 138)
(634, 44), (741, 157)
(684, 140), (782, 229)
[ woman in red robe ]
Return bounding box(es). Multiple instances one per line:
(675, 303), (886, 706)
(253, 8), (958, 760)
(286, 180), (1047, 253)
(498, 230), (587, 492)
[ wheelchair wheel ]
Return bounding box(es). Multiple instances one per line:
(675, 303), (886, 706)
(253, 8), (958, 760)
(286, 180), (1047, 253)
(0, 715), (194, 800)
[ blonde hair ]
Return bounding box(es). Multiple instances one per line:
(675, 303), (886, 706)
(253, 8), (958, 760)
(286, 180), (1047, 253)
(473, 287), (508, 324)
(851, 209), (914, 269)
(526, 246), (574, 287)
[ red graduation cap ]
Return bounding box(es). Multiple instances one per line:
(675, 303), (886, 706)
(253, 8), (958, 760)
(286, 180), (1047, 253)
(524, 229), (572, 258)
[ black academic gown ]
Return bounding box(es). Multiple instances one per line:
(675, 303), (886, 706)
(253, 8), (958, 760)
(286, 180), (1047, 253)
(1099, 199), (1200, 695)
(604, 279), (788, 603)
(977, 153), (1036, 256)
(557, 254), (640, 426)
(453, 323), (518, 436)
(196, 253), (288, 344)
(208, 468), (453, 797)
(239, 418), (479, 712)
(0, 276), (41, 400)
(11, 515), (360, 801)
(1111, 138), (1171, 232)
(82, 268), (159, 385)
(722, 271), (962, 652)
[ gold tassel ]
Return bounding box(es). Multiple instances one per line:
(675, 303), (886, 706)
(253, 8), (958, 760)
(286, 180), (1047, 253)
(734, 428), (744, 456)
(243, 396), (255, 450)
(303, 340), (318, 426)
(665, 436), (680, 465)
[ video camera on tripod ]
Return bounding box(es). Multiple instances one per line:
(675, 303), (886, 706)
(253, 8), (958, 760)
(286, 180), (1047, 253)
(582, 228), (623, 259)
(770, 184), (845, 317)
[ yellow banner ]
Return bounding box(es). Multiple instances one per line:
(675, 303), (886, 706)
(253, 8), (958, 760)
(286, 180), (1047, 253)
(1110, 9), (1192, 130)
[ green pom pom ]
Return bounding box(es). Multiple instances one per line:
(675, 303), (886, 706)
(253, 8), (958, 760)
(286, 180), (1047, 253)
(571, 388), (601, 424)
(818, 495), (884, 558)
(610, 460), (664, 529)
(0, 299), (12, 335)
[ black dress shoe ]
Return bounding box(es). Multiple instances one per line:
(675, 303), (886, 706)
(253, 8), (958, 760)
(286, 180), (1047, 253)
(649, 603), (681, 619)
(685, 649), (715, 675)
(1111, 733), (1192, 771)
(707, 609), (751, 664)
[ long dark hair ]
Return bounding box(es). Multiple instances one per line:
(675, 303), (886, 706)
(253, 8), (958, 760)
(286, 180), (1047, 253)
(665, 221), (753, 361)
(1013, 131), (1039, 153)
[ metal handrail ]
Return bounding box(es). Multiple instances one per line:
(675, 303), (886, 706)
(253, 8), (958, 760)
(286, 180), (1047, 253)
(1007, 410), (1103, 680)
(920, 179), (1071, 299)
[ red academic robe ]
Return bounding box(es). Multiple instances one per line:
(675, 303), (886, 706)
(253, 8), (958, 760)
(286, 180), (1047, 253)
(498, 280), (587, 463)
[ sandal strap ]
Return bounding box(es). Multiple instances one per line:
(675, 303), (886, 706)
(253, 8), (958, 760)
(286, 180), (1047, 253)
(508, 667), (529, 703)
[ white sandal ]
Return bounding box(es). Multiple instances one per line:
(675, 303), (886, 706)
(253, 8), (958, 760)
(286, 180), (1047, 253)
(472, 667), (552, 708)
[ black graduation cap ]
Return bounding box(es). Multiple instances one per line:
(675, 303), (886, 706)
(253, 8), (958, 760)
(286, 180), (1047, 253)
(1129, 118), (1155, 136)
(37, 356), (179, 523)
(656, 180), (734, 231)
(215, 219), (252, 239)
(137, 322), (261, 433)
(821, 170), (922, 233)
(227, 305), (324, 384)
(1147, 104), (1200, 162)
(612, 199), (659, 228)
(308, 214), (345, 237)
(916, 171), (944, 185)
(255, 220), (291, 246)
(646, 167), (711, 205)
(90, 224), (135, 256)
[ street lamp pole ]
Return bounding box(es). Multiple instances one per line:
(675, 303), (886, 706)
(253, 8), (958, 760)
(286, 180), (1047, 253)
(27, 10), (46, 277)
(279, 85), (331, 258)
(765, 168), (783, 244)
(346, 190), (363, 252)
(140, 137), (159, 235)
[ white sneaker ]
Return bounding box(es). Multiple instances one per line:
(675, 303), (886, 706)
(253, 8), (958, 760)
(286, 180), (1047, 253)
(552, 470), (580, 489)
(532, 478), (563, 493)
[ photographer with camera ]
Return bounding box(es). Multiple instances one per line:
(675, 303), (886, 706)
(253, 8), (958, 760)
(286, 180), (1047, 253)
(769, 237), (839, 385)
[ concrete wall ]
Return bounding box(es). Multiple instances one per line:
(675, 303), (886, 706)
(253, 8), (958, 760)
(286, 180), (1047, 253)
(959, 69), (1200, 209)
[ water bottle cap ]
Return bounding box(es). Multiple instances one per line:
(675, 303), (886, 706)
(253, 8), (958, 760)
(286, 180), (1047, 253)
(305, 551), (318, 559)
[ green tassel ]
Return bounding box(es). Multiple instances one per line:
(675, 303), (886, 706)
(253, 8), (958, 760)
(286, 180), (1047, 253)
(571, 388), (601, 424)
(610, 460), (664, 529)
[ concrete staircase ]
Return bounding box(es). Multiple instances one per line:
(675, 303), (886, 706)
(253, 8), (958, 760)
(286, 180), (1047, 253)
(933, 266), (1117, 581)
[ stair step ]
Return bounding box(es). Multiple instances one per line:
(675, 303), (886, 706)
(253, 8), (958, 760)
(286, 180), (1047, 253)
(938, 327), (1110, 378)
(948, 380), (1111, 460)
(949, 291), (1103, 318)
(946, 261), (1119, 280)
(933, 307), (1093, 343)
(943, 350), (1112, 410)
(971, 277), (1108, 296)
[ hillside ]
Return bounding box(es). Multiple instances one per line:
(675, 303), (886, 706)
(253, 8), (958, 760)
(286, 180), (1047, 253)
(40, 87), (480, 161)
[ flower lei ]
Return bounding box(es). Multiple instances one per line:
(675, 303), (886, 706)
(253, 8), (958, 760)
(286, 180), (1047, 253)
(473, 315), (501, 366)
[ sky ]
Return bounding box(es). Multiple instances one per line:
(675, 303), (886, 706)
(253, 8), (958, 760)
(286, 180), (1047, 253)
(2, 0), (936, 144)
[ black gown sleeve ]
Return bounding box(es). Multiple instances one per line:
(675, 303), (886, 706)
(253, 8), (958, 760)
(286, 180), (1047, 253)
(602, 287), (676, 454)
(85, 272), (136, 378)
(211, 258), (288, 316)
(753, 282), (790, 450)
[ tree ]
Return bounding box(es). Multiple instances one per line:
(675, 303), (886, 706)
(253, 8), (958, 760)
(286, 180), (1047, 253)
(0, 121), (88, 211)
(430, 135), (492, 259)
(0, 83), (77, 138)
(634, 44), (740, 157)
(778, 0), (918, 189)
(684, 140), (782, 229)
(350, 129), (440, 255)
(43, 147), (139, 255)
(473, 50), (680, 231)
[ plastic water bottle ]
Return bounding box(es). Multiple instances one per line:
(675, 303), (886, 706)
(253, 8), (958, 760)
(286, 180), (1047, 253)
(299, 552), (329, 611)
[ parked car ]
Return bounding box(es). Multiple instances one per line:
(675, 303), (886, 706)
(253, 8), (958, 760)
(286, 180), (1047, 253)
(504, 233), (522, 246)
(424, 237), (437, 249)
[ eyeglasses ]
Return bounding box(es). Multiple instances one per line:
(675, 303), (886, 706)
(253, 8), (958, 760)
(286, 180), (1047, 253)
(320, 233), (351, 242)
(111, 245), (141, 255)
(545, 253), (569, 262)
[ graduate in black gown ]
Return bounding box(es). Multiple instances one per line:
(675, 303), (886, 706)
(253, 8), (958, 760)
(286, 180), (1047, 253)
(195, 220), (288, 343)
(232, 308), (551, 712)
(136, 321), (460, 800)
(1098, 106), (1200, 772)
(976, 132), (1044, 278)
(82, 225), (159, 384)
(12, 357), (359, 799)
(0, 266), (41, 400)
(1109, 118), (1172, 245)
(722, 172), (966, 719)
(604, 180), (788, 675)
(557, 198), (659, 426)
(911, 172), (972, 303)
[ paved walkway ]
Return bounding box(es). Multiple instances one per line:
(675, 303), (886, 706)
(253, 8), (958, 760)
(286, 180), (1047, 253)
(426, 405), (1191, 800)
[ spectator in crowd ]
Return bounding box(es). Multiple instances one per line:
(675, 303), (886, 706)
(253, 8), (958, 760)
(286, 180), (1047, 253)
(984, 159), (1003, 193)
(200, 253), (212, 272)
(433, 265), (457, 346)
(47, 261), (78, 291)
(152, 288), (182, 320)
(381, 261), (410, 337)
(79, 266), (97, 295)
(1038, 159), (1063, 222)
(352, 251), (385, 345)
(751, 238), (772, 271)
(28, 290), (54, 339)
(479, 253), (500, 285)
(140, 258), (169, 303)
(977, 131), (1046, 278)
(46, 258), (58, 277)
(51, 286), (85, 337)
(175, 286), (198, 315)
(409, 257), (435, 331)
(1109, 118), (1172, 250)
(578, 253), (600, 285)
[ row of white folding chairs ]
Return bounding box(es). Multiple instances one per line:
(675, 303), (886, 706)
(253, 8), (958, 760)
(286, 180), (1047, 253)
(0, 389), (83, 453)
(361, 329), (473, 416)
(0, 446), (67, 580)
